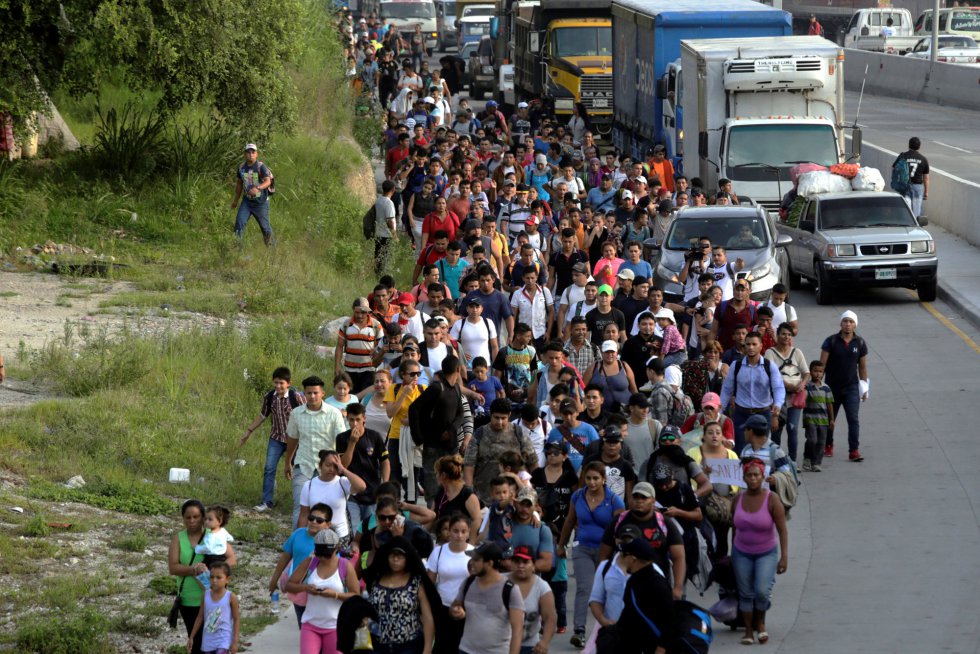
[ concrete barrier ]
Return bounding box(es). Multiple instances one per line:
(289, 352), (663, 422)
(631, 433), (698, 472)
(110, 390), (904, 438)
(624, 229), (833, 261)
(856, 139), (980, 247)
(844, 48), (980, 111)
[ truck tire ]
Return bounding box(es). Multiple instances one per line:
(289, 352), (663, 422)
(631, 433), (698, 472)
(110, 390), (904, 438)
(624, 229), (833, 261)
(917, 279), (938, 302)
(814, 263), (834, 306)
(471, 84), (484, 100)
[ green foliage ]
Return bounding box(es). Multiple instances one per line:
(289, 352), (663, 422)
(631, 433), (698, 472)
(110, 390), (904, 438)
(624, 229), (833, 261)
(108, 613), (163, 638)
(148, 575), (178, 596)
(15, 608), (112, 654)
(19, 513), (51, 538)
(230, 518), (283, 543)
(26, 479), (176, 516)
(92, 102), (168, 180)
(114, 530), (150, 552)
(170, 117), (242, 178)
(29, 327), (153, 397)
(0, 531), (59, 574)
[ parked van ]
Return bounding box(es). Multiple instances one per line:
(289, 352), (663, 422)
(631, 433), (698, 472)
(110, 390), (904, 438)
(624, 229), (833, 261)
(914, 7), (980, 40)
(380, 0), (438, 55)
(434, 0), (458, 51)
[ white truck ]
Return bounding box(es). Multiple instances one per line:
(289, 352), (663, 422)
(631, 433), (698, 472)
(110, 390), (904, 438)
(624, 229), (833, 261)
(681, 36), (857, 216)
(843, 8), (918, 54)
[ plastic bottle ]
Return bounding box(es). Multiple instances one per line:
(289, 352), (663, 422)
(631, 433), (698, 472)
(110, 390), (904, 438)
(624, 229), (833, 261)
(270, 590), (280, 614)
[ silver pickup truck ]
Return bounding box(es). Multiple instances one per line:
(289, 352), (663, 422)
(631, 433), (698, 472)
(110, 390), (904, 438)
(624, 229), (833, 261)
(778, 191), (938, 304)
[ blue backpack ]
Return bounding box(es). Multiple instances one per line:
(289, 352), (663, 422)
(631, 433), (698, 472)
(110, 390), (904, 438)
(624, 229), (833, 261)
(890, 156), (910, 195)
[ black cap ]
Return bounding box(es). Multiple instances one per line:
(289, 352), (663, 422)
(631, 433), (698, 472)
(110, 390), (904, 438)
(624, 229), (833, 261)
(621, 537), (657, 560)
(602, 425), (624, 442)
(467, 541), (504, 561)
(559, 399), (576, 415)
(628, 392), (650, 408)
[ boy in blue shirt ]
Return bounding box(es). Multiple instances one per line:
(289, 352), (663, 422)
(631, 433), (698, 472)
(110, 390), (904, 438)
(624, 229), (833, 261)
(466, 357), (505, 427)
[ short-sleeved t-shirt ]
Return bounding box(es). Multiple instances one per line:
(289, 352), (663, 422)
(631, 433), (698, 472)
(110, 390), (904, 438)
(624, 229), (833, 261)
(459, 290), (513, 334)
(492, 345), (538, 393)
(600, 510), (683, 573)
(581, 454), (637, 501)
(382, 383), (425, 441)
(335, 428), (389, 504)
(300, 476), (353, 539)
(546, 423), (600, 472)
(281, 527), (316, 574)
(426, 543), (475, 607)
(644, 452), (704, 487)
(586, 308), (626, 346)
(467, 375), (504, 414)
(458, 579), (526, 654)
(821, 332), (868, 389)
(518, 576), (553, 647)
(510, 521), (555, 562)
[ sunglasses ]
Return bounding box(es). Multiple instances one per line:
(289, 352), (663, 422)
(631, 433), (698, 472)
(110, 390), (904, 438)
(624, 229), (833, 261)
(659, 435), (678, 443)
(309, 516), (329, 524)
(377, 514), (398, 522)
(404, 371), (421, 377)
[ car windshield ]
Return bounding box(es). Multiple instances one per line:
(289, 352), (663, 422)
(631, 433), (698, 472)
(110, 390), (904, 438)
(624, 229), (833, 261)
(950, 11), (980, 32)
(460, 43), (478, 58)
(666, 216), (770, 251)
(462, 5), (494, 17)
(462, 21), (490, 35)
(383, 2), (436, 19)
(553, 27), (612, 57)
(819, 197), (917, 229)
(726, 124), (838, 181)
(939, 36), (978, 48)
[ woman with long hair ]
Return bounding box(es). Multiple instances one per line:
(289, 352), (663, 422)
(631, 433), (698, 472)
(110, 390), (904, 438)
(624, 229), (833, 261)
(425, 513), (475, 654)
(363, 536), (439, 654)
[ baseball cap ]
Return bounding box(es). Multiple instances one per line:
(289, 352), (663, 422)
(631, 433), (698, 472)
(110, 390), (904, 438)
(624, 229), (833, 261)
(516, 184), (530, 193)
(405, 117), (417, 130)
(572, 262), (590, 275)
(621, 536), (657, 560)
(516, 486), (538, 505)
(559, 399), (577, 415)
(535, 153), (548, 165)
(422, 96), (435, 104)
(512, 545), (534, 561)
(352, 297), (370, 311)
(503, 179), (517, 187)
(617, 268), (635, 281)
(243, 143), (257, 152)
(314, 527), (341, 546)
(601, 340), (619, 353)
(525, 215), (540, 225)
(616, 523), (644, 542)
(628, 392), (650, 408)
(433, 315), (450, 326)
(652, 462), (674, 484)
(402, 341), (420, 352)
(659, 425), (682, 442)
(744, 414), (770, 434)
(544, 441), (567, 454)
(486, 100), (498, 108)
(467, 541), (504, 561)
(621, 189), (634, 201)
(517, 101), (529, 109)
(395, 292), (415, 306)
(701, 392), (722, 409)
(602, 425), (624, 442)
(635, 176), (648, 185)
(597, 284), (613, 296)
(632, 481), (655, 498)
(573, 150), (584, 160)
(467, 295), (483, 307)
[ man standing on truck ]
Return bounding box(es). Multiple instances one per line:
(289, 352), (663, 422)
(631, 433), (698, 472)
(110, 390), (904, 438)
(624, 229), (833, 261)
(807, 14), (824, 36)
(880, 17), (896, 37)
(645, 145), (675, 194)
(898, 137), (930, 218)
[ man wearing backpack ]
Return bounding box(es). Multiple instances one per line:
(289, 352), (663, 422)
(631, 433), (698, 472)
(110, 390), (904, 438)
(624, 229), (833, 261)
(450, 542), (526, 654)
(374, 180), (398, 276)
(895, 136), (930, 218)
(240, 366), (306, 513)
(712, 279), (759, 350)
(231, 143), (275, 246)
(610, 537), (679, 654)
(464, 398), (539, 504)
(719, 331), (786, 452)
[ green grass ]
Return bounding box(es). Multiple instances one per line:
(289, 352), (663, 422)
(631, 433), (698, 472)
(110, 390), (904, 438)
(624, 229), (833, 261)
(114, 530), (150, 552)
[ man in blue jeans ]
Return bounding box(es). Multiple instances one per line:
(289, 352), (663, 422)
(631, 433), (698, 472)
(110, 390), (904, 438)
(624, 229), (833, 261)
(820, 310), (869, 462)
(231, 143), (274, 246)
(241, 367), (305, 512)
(719, 331), (786, 452)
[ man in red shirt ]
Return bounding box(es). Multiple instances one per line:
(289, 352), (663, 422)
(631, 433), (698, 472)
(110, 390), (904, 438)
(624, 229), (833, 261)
(411, 231), (450, 285)
(645, 144), (675, 193)
(712, 278), (760, 350)
(385, 132), (411, 178)
(807, 14), (824, 36)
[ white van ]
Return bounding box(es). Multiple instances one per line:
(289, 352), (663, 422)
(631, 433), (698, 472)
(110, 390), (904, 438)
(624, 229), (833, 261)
(380, 0), (439, 55)
(914, 7), (980, 40)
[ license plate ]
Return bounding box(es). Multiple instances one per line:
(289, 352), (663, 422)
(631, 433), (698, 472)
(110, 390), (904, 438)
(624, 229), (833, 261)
(592, 99), (608, 108)
(875, 268), (897, 280)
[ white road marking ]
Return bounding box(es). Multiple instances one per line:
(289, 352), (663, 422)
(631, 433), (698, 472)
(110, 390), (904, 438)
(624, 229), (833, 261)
(933, 141), (973, 154)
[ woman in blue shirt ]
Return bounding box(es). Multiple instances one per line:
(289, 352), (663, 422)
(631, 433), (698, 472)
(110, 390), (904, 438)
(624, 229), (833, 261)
(266, 503), (334, 627)
(554, 461), (625, 647)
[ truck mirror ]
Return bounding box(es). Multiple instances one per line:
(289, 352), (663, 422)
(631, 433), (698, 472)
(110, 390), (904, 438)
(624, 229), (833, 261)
(529, 32), (540, 53)
(851, 127), (863, 159)
(656, 78), (667, 99)
(698, 132), (708, 159)
(490, 17), (498, 39)
(776, 233), (793, 248)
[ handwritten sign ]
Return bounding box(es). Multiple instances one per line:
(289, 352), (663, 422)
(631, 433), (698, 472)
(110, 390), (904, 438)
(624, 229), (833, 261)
(706, 458), (770, 489)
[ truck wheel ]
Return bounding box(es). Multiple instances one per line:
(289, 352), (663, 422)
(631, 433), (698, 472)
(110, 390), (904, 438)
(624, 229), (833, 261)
(471, 84), (484, 100)
(917, 279), (938, 302)
(814, 263), (834, 306)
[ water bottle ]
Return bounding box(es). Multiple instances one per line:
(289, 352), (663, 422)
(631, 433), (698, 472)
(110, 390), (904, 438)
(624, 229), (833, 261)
(270, 590), (280, 614)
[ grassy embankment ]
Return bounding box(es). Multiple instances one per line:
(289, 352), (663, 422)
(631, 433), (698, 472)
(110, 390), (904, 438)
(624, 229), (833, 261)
(0, 5), (409, 652)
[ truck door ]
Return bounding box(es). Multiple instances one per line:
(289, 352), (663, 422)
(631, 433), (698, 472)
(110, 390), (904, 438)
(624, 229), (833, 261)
(661, 61), (680, 163)
(792, 199), (818, 271)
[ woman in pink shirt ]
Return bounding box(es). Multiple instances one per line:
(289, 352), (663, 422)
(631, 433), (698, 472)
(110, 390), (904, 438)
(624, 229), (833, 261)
(591, 241), (624, 289)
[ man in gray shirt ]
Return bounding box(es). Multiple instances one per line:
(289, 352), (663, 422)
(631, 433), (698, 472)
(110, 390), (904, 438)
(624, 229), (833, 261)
(374, 179), (398, 275)
(450, 542), (525, 654)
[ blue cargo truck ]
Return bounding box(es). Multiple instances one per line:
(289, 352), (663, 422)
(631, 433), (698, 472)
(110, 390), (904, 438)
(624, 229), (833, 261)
(611, 0), (791, 165)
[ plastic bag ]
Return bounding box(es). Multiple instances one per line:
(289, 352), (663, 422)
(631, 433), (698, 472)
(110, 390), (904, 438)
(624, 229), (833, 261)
(790, 163), (828, 188)
(709, 596), (738, 623)
(354, 618), (374, 650)
(797, 170), (852, 197)
(830, 163), (860, 179)
(851, 167), (885, 192)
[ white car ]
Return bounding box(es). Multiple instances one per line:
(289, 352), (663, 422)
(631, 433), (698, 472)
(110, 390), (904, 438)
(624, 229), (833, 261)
(904, 35), (980, 63)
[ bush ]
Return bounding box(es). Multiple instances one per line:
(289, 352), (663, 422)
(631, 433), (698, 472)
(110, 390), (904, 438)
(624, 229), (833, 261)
(170, 117), (241, 179)
(27, 479), (176, 516)
(115, 530), (150, 552)
(148, 575), (178, 595)
(15, 608), (112, 654)
(19, 513), (51, 538)
(30, 327), (153, 397)
(93, 102), (168, 181)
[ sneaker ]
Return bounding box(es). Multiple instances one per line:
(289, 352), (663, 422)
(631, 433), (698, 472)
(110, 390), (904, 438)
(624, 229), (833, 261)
(849, 449), (864, 462)
(253, 503), (271, 512)
(571, 632), (586, 649)
(557, 627), (567, 635)
(812, 463), (823, 472)
(801, 459), (813, 472)
(824, 444), (834, 457)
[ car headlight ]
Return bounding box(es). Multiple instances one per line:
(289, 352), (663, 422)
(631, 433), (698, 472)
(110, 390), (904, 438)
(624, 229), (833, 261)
(910, 240), (935, 254)
(656, 263), (679, 284)
(482, 65), (494, 74)
(746, 263), (771, 280)
(827, 244), (856, 257)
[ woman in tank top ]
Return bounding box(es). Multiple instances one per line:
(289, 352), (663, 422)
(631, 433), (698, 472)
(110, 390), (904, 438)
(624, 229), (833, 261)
(731, 458), (789, 646)
(584, 340), (637, 410)
(431, 455), (482, 536)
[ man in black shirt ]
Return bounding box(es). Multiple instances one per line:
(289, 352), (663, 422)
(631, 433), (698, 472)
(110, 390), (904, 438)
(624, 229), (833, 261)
(819, 310), (869, 462)
(614, 537), (679, 654)
(337, 403), (390, 527)
(586, 285), (626, 346)
(622, 312), (661, 375)
(898, 136), (930, 218)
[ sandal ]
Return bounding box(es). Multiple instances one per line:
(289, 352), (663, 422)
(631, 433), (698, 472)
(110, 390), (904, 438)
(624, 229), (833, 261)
(741, 635), (754, 645)
(758, 631), (769, 644)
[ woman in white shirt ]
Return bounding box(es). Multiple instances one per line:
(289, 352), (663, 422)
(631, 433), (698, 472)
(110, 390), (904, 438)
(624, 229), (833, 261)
(449, 300), (499, 369)
(298, 450), (367, 549)
(426, 514), (475, 654)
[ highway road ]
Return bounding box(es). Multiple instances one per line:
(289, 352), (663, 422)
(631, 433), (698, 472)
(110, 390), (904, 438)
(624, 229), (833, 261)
(845, 90), (980, 184)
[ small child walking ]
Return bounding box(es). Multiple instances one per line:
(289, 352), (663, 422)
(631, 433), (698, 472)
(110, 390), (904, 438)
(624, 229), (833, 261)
(802, 360), (835, 472)
(655, 308), (688, 366)
(188, 562), (240, 654)
(195, 506), (234, 589)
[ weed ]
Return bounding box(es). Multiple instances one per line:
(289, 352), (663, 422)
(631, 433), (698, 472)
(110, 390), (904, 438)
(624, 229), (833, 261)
(231, 518), (283, 543)
(93, 102), (168, 182)
(19, 513), (51, 538)
(0, 532), (59, 574)
(26, 479), (176, 516)
(140, 600), (173, 618)
(0, 291), (18, 297)
(115, 530), (150, 552)
(240, 614), (279, 637)
(15, 608), (112, 654)
(108, 613), (163, 638)
(149, 575), (178, 596)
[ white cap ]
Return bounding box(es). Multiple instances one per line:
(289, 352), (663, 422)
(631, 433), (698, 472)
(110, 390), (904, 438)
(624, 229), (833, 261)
(517, 101), (529, 109)
(621, 189), (634, 201)
(635, 176), (648, 185)
(535, 153), (548, 165)
(601, 340), (619, 353)
(840, 309), (858, 326)
(654, 308), (676, 324)
(423, 96), (435, 104)
(617, 268), (635, 280)
(665, 365), (683, 388)
(243, 143), (257, 152)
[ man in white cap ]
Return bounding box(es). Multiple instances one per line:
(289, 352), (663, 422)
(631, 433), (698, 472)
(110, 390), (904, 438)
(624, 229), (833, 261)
(509, 101), (532, 146)
(231, 143), (275, 246)
(819, 310), (868, 462)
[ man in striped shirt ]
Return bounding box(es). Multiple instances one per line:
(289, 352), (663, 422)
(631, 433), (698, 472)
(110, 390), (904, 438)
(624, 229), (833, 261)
(335, 297), (385, 394)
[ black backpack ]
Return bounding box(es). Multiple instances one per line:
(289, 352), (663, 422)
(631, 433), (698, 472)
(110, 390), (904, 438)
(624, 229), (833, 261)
(460, 575), (516, 611)
(362, 204), (377, 239)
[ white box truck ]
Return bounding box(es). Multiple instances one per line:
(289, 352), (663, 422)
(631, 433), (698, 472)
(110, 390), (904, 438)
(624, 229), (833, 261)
(680, 36), (858, 215)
